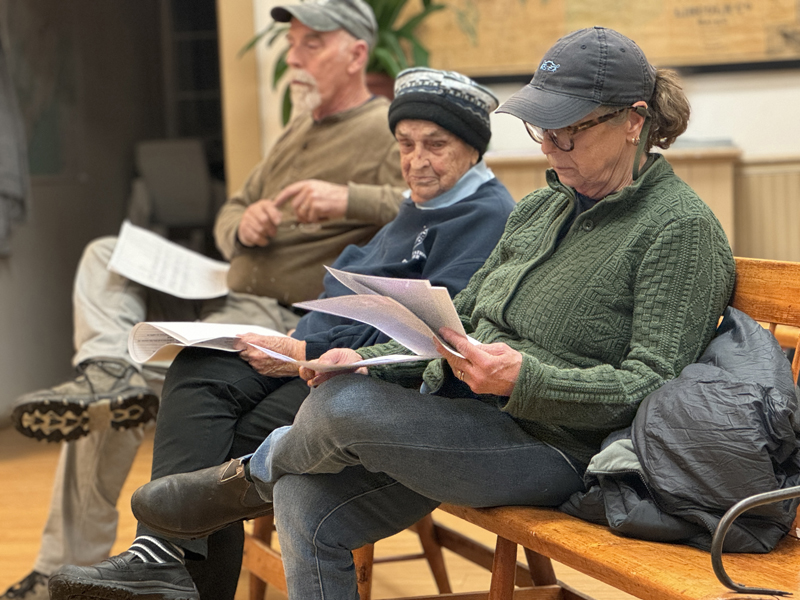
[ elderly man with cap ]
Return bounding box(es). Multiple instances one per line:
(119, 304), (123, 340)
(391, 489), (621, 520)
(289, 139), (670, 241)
(122, 27), (734, 600)
(2, 1), (410, 599)
(46, 67), (515, 600)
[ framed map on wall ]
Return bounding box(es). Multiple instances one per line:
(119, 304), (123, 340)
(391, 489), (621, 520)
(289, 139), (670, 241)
(419, 0), (800, 77)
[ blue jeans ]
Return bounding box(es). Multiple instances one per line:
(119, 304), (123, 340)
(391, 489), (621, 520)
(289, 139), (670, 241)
(249, 374), (586, 600)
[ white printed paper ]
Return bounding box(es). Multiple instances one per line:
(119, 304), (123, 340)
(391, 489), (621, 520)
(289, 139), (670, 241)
(247, 343), (427, 372)
(295, 269), (471, 358)
(128, 322), (286, 363)
(108, 220), (230, 299)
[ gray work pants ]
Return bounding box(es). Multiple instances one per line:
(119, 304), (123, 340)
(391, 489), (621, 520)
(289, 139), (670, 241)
(33, 236), (300, 574)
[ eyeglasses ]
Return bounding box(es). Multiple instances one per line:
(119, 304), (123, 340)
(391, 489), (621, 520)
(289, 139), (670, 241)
(524, 107), (631, 152)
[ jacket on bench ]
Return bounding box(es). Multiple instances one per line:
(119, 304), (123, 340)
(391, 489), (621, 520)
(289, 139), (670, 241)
(562, 306), (800, 552)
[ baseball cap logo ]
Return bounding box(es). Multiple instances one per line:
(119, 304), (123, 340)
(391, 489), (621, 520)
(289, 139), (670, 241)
(539, 60), (560, 72)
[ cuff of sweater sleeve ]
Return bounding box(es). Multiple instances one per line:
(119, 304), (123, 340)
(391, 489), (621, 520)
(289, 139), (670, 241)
(502, 353), (545, 418)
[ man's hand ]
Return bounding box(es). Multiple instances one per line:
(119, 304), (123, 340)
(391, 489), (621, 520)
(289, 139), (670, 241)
(235, 334), (306, 377)
(434, 328), (522, 397)
(237, 199), (284, 247)
(298, 347), (367, 387)
(274, 179), (348, 224)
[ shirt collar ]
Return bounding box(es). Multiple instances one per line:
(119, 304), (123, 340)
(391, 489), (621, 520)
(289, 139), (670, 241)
(406, 160), (496, 210)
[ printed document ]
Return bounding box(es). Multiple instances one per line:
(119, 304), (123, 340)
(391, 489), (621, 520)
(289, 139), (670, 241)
(295, 267), (472, 358)
(108, 220), (230, 299)
(129, 321), (286, 363)
(248, 343), (428, 372)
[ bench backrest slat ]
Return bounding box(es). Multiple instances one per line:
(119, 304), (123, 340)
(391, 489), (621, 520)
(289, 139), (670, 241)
(731, 257), (800, 381)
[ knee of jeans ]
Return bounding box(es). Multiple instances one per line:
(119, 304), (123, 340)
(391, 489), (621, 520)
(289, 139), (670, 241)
(297, 376), (378, 440)
(81, 236), (118, 268)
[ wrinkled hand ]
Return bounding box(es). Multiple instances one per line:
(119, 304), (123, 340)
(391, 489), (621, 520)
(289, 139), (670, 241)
(238, 199), (283, 247)
(235, 334), (306, 377)
(274, 179), (348, 224)
(298, 347), (367, 387)
(434, 328), (522, 396)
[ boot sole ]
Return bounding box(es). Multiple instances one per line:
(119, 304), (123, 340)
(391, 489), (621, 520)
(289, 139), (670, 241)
(12, 390), (159, 443)
(48, 575), (198, 600)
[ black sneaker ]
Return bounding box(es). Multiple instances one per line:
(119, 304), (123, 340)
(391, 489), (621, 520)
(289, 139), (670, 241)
(12, 360), (159, 442)
(48, 552), (198, 600)
(1, 571), (49, 599)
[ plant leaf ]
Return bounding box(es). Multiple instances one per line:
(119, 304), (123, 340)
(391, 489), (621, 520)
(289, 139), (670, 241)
(281, 86), (292, 126)
(273, 51), (289, 89)
(409, 38), (430, 67)
(373, 47), (403, 78)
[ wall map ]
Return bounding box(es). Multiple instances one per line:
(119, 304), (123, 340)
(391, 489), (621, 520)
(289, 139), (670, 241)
(418, 0), (800, 77)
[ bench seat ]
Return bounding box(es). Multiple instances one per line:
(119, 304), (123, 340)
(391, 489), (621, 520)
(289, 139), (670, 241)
(430, 504), (800, 600)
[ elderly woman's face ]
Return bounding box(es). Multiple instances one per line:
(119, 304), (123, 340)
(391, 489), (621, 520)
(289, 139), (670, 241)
(540, 104), (646, 199)
(396, 120), (479, 204)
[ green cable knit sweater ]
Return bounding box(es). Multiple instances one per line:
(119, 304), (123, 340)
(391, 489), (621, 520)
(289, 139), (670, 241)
(358, 155), (735, 464)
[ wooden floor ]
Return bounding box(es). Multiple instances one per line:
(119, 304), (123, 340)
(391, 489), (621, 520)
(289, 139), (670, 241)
(0, 426), (634, 600)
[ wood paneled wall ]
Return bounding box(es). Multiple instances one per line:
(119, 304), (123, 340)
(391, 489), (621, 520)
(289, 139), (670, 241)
(735, 157), (800, 261)
(486, 147), (740, 246)
(487, 150), (800, 261)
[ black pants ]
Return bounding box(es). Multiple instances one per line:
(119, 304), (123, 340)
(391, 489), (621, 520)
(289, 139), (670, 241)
(137, 347), (310, 600)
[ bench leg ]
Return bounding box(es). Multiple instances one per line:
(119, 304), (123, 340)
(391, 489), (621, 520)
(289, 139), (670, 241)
(249, 516), (274, 600)
(415, 513), (453, 593)
(488, 537), (518, 600)
(353, 543), (375, 600)
(523, 547), (557, 586)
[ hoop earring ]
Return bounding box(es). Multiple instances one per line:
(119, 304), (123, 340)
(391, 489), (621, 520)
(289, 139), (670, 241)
(631, 136), (640, 146)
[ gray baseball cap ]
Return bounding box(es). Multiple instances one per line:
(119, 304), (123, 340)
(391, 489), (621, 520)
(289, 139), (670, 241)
(498, 27), (656, 129)
(271, 0), (378, 50)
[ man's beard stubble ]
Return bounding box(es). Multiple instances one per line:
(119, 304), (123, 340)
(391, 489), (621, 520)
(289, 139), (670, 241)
(289, 70), (322, 117)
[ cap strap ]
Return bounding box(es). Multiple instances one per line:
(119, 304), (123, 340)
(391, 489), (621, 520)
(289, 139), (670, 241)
(632, 111), (651, 181)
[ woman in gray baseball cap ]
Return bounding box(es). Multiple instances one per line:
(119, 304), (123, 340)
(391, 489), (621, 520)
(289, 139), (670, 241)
(124, 28), (736, 600)
(498, 26), (692, 194)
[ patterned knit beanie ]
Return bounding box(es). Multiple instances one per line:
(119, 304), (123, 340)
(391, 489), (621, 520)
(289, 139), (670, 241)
(388, 67), (499, 157)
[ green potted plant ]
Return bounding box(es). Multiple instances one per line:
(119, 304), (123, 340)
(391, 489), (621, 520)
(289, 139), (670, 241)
(242, 0), (447, 124)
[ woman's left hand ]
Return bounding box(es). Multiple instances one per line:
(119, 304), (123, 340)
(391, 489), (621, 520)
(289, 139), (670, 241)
(434, 328), (522, 396)
(235, 333), (306, 377)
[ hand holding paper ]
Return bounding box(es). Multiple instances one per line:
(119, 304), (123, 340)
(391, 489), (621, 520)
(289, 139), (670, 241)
(299, 348), (367, 387)
(237, 333), (306, 377)
(434, 328), (522, 397)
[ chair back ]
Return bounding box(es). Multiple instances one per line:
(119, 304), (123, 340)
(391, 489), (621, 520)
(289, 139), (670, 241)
(135, 138), (213, 227)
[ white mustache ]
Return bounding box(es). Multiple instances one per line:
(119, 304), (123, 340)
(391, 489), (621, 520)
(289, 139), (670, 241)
(289, 70), (318, 88)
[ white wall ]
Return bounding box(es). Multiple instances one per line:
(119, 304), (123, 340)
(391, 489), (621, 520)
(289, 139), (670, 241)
(487, 69), (800, 159)
(0, 1), (164, 426)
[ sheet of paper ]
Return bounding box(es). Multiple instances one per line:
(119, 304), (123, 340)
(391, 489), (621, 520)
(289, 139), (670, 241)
(108, 220), (230, 299)
(325, 267), (466, 336)
(128, 321), (285, 363)
(294, 295), (445, 357)
(248, 343), (427, 372)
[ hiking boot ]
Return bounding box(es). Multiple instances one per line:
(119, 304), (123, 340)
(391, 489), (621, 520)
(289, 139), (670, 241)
(0, 571), (49, 600)
(48, 552), (198, 600)
(12, 359), (159, 443)
(132, 458), (273, 540)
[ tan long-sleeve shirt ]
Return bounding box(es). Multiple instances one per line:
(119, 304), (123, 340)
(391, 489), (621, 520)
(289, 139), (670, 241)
(215, 96), (405, 305)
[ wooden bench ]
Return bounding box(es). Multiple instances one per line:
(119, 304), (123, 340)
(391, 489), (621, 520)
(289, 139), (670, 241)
(245, 257), (800, 600)
(410, 257), (800, 600)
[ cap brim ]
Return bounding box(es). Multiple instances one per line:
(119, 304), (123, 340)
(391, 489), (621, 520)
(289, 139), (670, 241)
(496, 84), (599, 130)
(270, 5), (340, 32)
